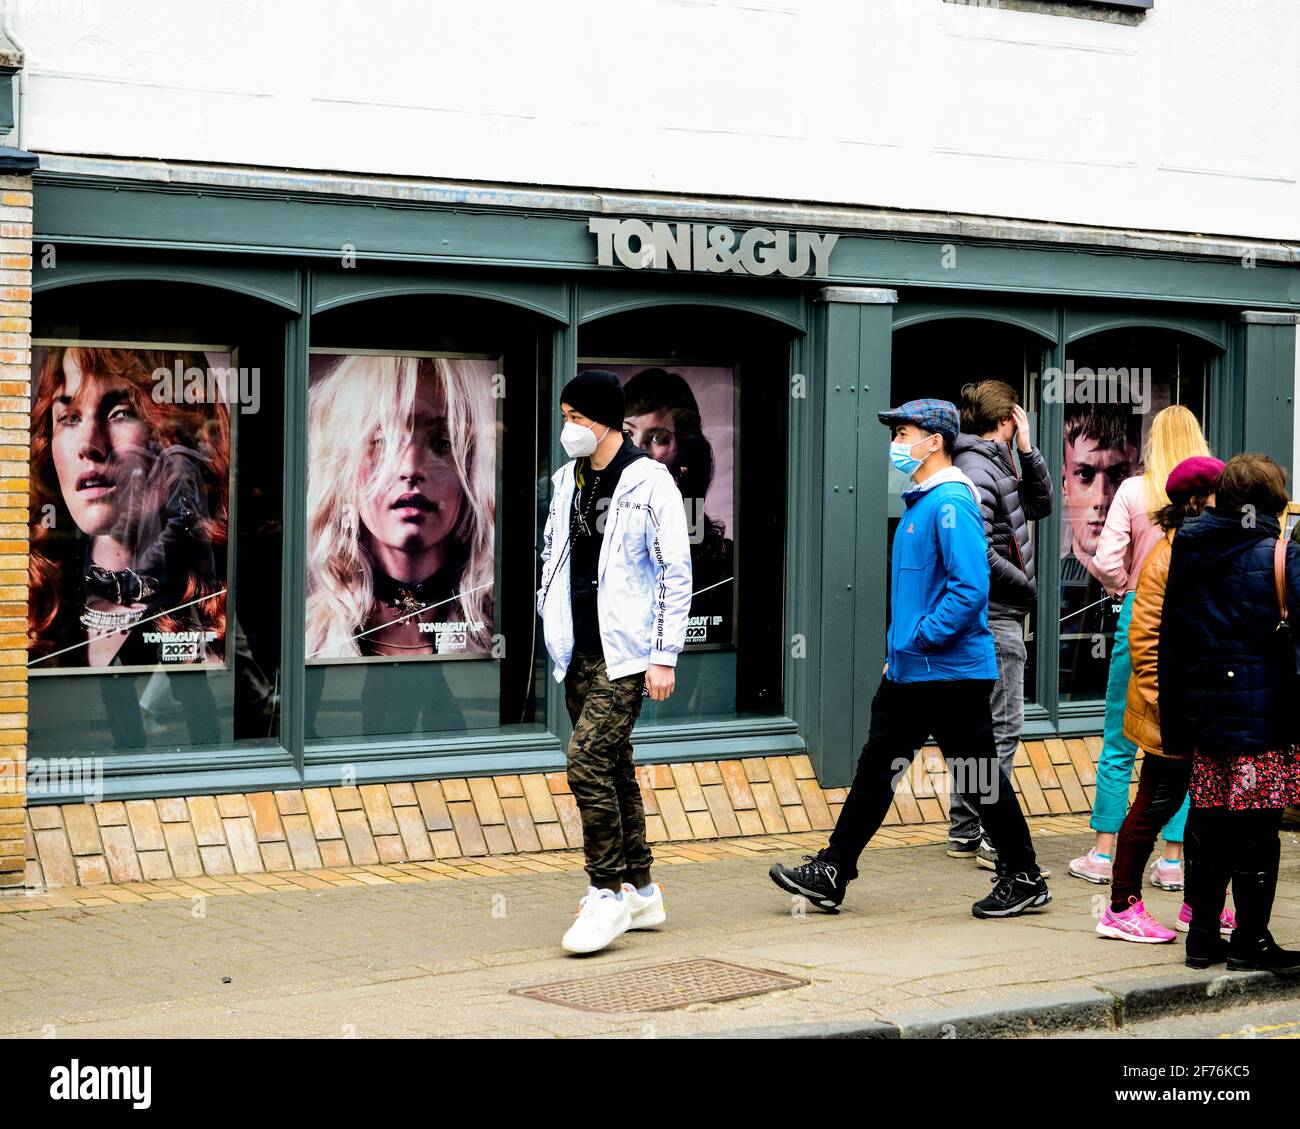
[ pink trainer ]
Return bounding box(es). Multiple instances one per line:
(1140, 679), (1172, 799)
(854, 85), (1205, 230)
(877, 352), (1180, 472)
(1096, 899), (1176, 943)
(1068, 849), (1113, 885)
(1175, 903), (1236, 936)
(1149, 857), (1185, 891)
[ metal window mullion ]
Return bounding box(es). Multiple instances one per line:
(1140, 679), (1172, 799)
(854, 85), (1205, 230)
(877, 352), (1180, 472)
(1036, 314), (1066, 730)
(784, 316), (817, 752)
(281, 268), (311, 775)
(545, 283), (578, 746)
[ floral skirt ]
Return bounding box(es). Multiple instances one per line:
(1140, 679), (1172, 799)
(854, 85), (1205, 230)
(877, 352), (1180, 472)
(1190, 746), (1300, 810)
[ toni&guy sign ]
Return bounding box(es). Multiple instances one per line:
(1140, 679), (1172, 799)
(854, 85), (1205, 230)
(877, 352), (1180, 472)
(588, 217), (838, 278)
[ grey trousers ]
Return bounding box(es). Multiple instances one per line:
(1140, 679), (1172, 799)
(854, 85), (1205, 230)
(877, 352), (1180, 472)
(948, 613), (1026, 842)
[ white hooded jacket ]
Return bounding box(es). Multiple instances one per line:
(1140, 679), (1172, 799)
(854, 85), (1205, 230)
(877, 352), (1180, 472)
(536, 456), (693, 682)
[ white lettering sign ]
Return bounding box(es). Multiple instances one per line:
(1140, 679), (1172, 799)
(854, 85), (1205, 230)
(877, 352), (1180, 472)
(589, 217), (838, 278)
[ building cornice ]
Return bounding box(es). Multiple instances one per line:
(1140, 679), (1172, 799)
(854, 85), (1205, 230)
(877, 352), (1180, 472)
(33, 152), (1300, 266)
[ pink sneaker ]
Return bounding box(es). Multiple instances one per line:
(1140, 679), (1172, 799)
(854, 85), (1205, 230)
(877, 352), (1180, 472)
(1096, 899), (1176, 943)
(1150, 858), (1185, 891)
(1069, 849), (1113, 884)
(1175, 904), (1236, 936)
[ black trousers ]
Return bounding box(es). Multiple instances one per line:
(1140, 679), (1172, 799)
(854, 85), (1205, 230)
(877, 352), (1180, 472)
(826, 676), (1039, 879)
(1184, 805), (1284, 942)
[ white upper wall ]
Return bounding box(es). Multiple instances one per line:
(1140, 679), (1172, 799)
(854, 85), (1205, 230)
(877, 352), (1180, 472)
(10, 0), (1300, 240)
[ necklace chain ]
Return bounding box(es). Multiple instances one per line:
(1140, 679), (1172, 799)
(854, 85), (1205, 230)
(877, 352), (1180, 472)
(574, 463), (602, 538)
(81, 605), (146, 632)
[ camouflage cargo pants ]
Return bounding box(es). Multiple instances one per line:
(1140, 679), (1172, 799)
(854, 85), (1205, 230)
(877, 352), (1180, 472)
(564, 650), (652, 891)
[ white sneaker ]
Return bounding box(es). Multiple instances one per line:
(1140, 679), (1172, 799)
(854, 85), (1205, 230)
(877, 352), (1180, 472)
(561, 887), (631, 954)
(621, 882), (667, 929)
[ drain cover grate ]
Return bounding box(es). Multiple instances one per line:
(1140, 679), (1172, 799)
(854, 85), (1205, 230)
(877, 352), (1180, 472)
(511, 958), (809, 1013)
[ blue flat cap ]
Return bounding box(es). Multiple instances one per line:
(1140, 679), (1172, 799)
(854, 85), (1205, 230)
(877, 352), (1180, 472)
(878, 398), (959, 442)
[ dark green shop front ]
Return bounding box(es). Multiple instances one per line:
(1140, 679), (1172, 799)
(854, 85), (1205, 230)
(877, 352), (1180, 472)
(27, 170), (1300, 802)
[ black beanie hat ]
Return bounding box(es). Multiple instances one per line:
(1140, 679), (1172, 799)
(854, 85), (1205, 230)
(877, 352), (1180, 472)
(561, 369), (625, 431)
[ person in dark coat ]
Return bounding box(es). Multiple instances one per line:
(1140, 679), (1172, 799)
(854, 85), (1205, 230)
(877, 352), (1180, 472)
(1159, 453), (1300, 973)
(947, 380), (1053, 869)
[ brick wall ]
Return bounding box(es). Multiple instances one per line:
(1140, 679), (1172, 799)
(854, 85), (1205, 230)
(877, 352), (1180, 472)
(0, 173), (31, 887)
(23, 739), (1111, 889)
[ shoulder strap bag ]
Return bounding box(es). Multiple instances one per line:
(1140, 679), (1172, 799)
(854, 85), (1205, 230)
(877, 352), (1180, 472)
(1276, 536), (1298, 670)
(1273, 537), (1300, 745)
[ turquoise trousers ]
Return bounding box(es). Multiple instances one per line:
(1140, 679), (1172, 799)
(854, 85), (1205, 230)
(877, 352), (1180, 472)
(1089, 591), (1189, 842)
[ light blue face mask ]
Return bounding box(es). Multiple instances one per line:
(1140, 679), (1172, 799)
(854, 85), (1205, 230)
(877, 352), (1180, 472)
(889, 435), (937, 476)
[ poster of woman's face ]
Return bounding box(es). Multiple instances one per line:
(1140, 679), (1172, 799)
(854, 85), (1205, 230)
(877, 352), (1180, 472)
(306, 352), (498, 662)
(578, 361), (737, 648)
(28, 343), (232, 673)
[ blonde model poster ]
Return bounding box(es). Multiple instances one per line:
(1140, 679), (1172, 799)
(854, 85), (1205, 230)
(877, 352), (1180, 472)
(28, 342), (232, 673)
(306, 352), (498, 662)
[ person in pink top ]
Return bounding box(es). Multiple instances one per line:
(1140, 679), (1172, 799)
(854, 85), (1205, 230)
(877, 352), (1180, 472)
(1091, 477), (1164, 597)
(1069, 405), (1211, 888)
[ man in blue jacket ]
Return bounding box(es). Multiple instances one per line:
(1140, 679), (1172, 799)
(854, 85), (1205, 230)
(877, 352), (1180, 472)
(770, 399), (1050, 918)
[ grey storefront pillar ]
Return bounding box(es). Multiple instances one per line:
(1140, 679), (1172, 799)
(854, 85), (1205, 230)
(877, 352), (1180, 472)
(1240, 312), (1298, 477)
(816, 286), (898, 787)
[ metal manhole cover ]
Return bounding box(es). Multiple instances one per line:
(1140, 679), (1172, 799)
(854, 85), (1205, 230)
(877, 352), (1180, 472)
(511, 958), (809, 1013)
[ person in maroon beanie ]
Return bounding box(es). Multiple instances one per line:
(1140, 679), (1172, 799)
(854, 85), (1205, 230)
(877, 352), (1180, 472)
(1158, 453), (1300, 973)
(1094, 456), (1226, 946)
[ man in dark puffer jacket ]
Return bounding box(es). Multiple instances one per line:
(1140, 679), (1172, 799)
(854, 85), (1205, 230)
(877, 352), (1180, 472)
(948, 381), (1054, 867)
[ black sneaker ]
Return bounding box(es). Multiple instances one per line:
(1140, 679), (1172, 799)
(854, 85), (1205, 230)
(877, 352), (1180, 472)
(946, 835), (981, 859)
(972, 870), (1051, 918)
(769, 850), (849, 913)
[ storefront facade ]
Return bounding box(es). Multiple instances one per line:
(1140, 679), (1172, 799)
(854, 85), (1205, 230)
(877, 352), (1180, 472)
(7, 159), (1299, 886)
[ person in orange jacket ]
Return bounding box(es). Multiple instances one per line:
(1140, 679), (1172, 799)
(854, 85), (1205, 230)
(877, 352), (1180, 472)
(1094, 456), (1230, 945)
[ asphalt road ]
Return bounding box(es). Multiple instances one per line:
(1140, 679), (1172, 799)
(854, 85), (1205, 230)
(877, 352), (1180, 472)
(1045, 995), (1300, 1039)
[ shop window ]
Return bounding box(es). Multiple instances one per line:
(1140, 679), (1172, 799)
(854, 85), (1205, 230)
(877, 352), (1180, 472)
(575, 361), (737, 651)
(576, 306), (790, 724)
(890, 317), (1048, 703)
(28, 282), (284, 757)
(304, 295), (552, 743)
(1057, 328), (1213, 703)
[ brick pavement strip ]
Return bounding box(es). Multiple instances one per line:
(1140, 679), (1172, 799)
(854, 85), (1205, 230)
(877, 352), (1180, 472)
(0, 820), (1295, 1039)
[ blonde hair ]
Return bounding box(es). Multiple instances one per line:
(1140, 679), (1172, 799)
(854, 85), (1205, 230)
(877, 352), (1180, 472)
(1142, 404), (1211, 513)
(306, 355), (496, 658)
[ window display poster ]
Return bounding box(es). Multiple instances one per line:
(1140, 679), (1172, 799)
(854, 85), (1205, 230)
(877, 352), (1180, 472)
(1055, 348), (1208, 701)
(1058, 399), (1147, 700)
(306, 352), (498, 663)
(28, 342), (233, 673)
(579, 362), (736, 648)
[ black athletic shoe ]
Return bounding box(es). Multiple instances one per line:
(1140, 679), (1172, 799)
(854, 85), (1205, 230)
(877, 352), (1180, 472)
(972, 870), (1051, 918)
(769, 850), (849, 913)
(946, 835), (981, 859)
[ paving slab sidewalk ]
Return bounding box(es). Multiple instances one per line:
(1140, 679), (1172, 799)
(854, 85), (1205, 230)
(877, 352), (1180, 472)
(0, 824), (1296, 1039)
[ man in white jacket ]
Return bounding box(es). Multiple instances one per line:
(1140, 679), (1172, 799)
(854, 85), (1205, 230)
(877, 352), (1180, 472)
(537, 369), (693, 954)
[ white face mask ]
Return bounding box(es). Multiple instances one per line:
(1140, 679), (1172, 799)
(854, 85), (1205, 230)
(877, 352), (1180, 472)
(561, 420), (607, 459)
